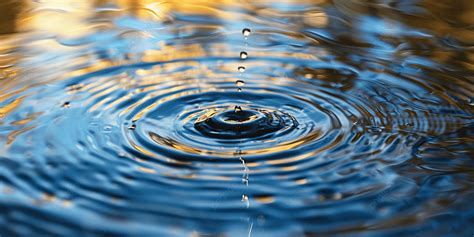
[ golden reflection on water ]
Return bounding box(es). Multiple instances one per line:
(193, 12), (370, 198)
(1, 0), (473, 40)
(0, 0), (471, 148)
(2, 0), (472, 86)
(0, 1), (472, 236)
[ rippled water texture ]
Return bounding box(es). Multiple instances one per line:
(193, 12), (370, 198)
(1, 0), (474, 236)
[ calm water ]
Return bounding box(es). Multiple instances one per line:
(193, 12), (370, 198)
(1, 0), (474, 236)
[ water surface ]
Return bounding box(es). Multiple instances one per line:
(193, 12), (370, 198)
(0, 0), (473, 236)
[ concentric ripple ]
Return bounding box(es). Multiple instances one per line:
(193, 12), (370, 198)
(1, 1), (474, 236)
(194, 108), (291, 139)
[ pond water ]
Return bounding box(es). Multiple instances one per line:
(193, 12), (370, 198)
(0, 0), (473, 236)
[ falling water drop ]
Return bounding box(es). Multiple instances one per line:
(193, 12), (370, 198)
(234, 106), (243, 113)
(238, 66), (246, 73)
(242, 194), (250, 208)
(240, 52), (248, 60)
(242, 28), (251, 38)
(236, 80), (245, 87)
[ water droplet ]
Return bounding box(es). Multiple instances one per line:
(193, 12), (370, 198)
(234, 106), (242, 113)
(62, 102), (70, 108)
(242, 194), (249, 208)
(240, 52), (248, 60)
(129, 124), (136, 130)
(242, 28), (251, 37)
(237, 88), (242, 92)
(236, 80), (245, 87)
(238, 66), (246, 73)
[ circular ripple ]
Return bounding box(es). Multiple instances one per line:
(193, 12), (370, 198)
(1, 55), (472, 235)
(126, 87), (330, 159)
(0, 2), (473, 236)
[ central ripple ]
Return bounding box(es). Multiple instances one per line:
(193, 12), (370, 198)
(194, 109), (288, 139)
(124, 90), (330, 157)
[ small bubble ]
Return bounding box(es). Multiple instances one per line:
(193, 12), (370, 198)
(242, 28), (251, 37)
(62, 102), (70, 108)
(234, 106), (242, 113)
(236, 80), (245, 87)
(240, 52), (248, 60)
(238, 66), (246, 73)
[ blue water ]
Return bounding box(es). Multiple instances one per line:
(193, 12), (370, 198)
(0, 1), (473, 236)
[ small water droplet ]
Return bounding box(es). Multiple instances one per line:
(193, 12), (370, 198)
(237, 88), (242, 92)
(234, 106), (243, 113)
(129, 124), (136, 130)
(236, 80), (245, 87)
(242, 28), (251, 37)
(62, 102), (70, 108)
(240, 52), (248, 60)
(238, 66), (246, 73)
(242, 194), (249, 208)
(469, 98), (474, 106)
